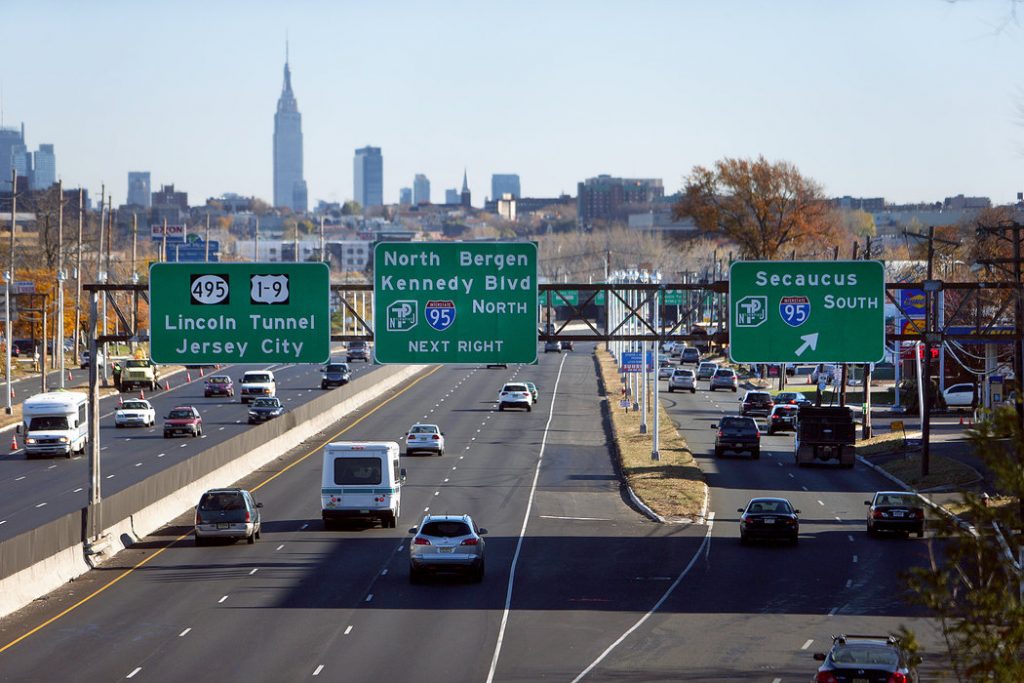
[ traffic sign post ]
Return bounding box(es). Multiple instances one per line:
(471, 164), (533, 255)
(729, 261), (885, 363)
(373, 242), (537, 364)
(149, 262), (330, 364)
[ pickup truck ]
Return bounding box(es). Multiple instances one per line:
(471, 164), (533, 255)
(795, 406), (856, 467)
(240, 370), (276, 404)
(119, 357), (159, 391)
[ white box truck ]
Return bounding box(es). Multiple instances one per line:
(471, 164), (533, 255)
(321, 442), (405, 528)
(20, 391), (89, 458)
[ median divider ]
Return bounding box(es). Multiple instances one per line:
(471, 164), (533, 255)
(0, 363), (432, 620)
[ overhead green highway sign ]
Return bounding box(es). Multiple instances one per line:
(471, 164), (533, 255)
(150, 262), (330, 364)
(728, 260), (885, 363)
(374, 242), (537, 364)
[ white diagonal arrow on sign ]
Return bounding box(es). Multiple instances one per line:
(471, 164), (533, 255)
(794, 333), (819, 357)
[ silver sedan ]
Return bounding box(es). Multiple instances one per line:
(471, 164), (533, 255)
(409, 514), (487, 583)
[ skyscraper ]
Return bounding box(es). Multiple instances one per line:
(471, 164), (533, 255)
(0, 124), (25, 191)
(354, 146), (383, 208)
(30, 144), (55, 190)
(127, 171), (152, 208)
(399, 187), (412, 206)
(491, 174), (520, 201)
(445, 189), (460, 205)
(273, 45), (307, 212)
(413, 174), (431, 205)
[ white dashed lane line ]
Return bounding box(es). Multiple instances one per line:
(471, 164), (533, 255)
(126, 667), (142, 679)
(801, 639), (814, 650)
(179, 628), (191, 637)
(249, 568), (259, 575)
(15, 476), (25, 481)
(313, 665), (325, 677)
(817, 500), (825, 506)
(852, 555), (858, 563)
(344, 626), (353, 635)
(845, 579), (853, 588)
(35, 502), (46, 508)
(218, 595), (228, 604)
(73, 487), (83, 493)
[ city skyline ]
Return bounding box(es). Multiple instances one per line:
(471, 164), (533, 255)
(3, 1), (1024, 208)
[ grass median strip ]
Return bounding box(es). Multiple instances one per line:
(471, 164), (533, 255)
(872, 453), (982, 491)
(596, 350), (705, 520)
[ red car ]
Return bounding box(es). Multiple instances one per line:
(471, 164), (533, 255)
(164, 406), (203, 438)
(204, 375), (235, 398)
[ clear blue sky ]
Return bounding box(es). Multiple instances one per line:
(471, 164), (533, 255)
(5, 0), (1024, 207)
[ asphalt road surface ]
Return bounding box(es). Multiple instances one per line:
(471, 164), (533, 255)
(0, 347), (952, 681)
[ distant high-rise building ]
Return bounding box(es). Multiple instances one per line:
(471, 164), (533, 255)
(127, 171), (152, 208)
(273, 45), (307, 212)
(460, 170), (471, 209)
(413, 174), (431, 205)
(30, 144), (55, 190)
(0, 124), (25, 191)
(491, 174), (520, 201)
(11, 148), (31, 186)
(445, 188), (460, 205)
(399, 187), (412, 206)
(354, 146), (383, 208)
(576, 175), (664, 225)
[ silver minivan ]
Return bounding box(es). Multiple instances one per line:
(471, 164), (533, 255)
(194, 488), (262, 545)
(668, 368), (696, 393)
(409, 514), (487, 583)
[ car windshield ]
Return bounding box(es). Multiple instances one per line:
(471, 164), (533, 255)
(410, 425), (437, 434)
(125, 359), (149, 368)
(714, 369), (733, 376)
(776, 406), (798, 414)
(504, 384), (528, 392)
(421, 521), (471, 538)
(748, 500), (792, 514)
(326, 364), (347, 372)
(243, 374), (271, 383)
(29, 416), (69, 430)
(876, 494), (918, 507)
(121, 401), (148, 410)
(747, 394), (771, 402)
(333, 457), (382, 485)
(721, 417), (753, 429)
(168, 409), (193, 419)
(831, 645), (899, 666)
(349, 342), (366, 349)
(253, 398), (278, 407)
(199, 492), (245, 511)
(208, 376), (229, 383)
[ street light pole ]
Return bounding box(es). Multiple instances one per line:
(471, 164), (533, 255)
(57, 178), (65, 389)
(73, 188), (83, 367)
(5, 170), (16, 415)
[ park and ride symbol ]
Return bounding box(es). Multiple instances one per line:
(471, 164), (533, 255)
(386, 300), (418, 332)
(735, 296), (768, 328)
(425, 300), (456, 332)
(779, 295), (811, 327)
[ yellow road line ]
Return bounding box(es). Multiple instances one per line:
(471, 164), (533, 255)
(0, 364), (441, 656)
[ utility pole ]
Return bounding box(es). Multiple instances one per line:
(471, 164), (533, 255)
(254, 216), (260, 261)
(131, 213), (138, 351)
(205, 212), (211, 262)
(5, 170), (16, 414)
(863, 235), (873, 438)
(293, 222), (299, 262)
(74, 188), (83, 367)
(161, 217), (167, 263)
(319, 216), (325, 264)
(57, 179), (65, 389)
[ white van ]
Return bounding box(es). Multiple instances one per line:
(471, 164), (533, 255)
(20, 391), (89, 458)
(321, 442), (405, 528)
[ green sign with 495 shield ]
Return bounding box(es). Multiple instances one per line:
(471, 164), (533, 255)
(374, 242), (537, 364)
(728, 260), (885, 363)
(150, 262), (331, 364)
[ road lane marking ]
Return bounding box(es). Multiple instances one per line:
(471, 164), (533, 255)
(15, 476), (25, 481)
(344, 626), (353, 635)
(218, 595), (228, 603)
(569, 512), (716, 683)
(276, 544), (284, 551)
(817, 500), (825, 506)
(801, 485), (808, 491)
(126, 667), (141, 679)
(788, 473), (794, 478)
(801, 639), (814, 650)
(846, 579), (852, 588)
(848, 535), (854, 542)
(852, 555), (858, 563)
(313, 665), (324, 676)
(106, 474), (114, 479)
(73, 487), (83, 492)
(135, 463), (142, 467)
(381, 569), (388, 576)
(179, 628), (191, 637)
(157, 453), (165, 458)
(35, 502), (46, 508)
(365, 594), (373, 602)
(249, 568), (258, 575)
(828, 606), (838, 616)
(47, 465), (56, 470)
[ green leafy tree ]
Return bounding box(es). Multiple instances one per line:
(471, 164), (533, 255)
(902, 406), (1024, 681)
(341, 200), (362, 216)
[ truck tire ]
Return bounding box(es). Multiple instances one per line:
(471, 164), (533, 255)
(691, 388), (696, 394)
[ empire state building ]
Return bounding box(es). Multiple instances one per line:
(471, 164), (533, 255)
(273, 50), (307, 212)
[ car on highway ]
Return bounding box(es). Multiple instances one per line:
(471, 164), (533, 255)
(248, 397), (285, 424)
(942, 382), (976, 409)
(405, 423), (445, 456)
(524, 381), (539, 403)
(544, 340), (561, 353)
(498, 382), (533, 411)
(765, 404), (799, 435)
(485, 362), (508, 368)
(163, 405), (203, 438)
(320, 362), (352, 389)
(811, 363), (838, 384)
(773, 391), (812, 407)
(737, 497), (800, 545)
(739, 390), (774, 416)
(696, 361), (719, 381)
(408, 513), (487, 583)
(119, 357), (159, 391)
(709, 367), (738, 392)
(658, 362), (675, 380)
(346, 340), (370, 362)
(667, 368), (696, 393)
(239, 370), (276, 404)
(79, 348), (104, 369)
(865, 491), (925, 538)
(812, 634), (920, 683)
(560, 340), (574, 351)
(713, 415), (760, 458)
(203, 374), (235, 398)
(114, 399), (155, 428)
(680, 347), (701, 365)
(194, 488), (262, 546)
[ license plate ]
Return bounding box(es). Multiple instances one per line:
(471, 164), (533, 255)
(763, 518), (776, 524)
(894, 511), (905, 518)
(439, 547), (454, 553)
(216, 523), (230, 529)
(853, 678), (869, 683)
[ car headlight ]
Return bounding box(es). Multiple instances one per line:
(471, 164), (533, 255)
(25, 437), (36, 444)
(248, 411), (258, 417)
(58, 437), (69, 443)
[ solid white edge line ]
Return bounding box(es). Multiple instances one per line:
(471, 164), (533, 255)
(485, 354), (568, 683)
(570, 512), (716, 683)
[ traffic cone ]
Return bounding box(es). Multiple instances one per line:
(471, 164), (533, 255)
(959, 415), (964, 426)
(67, 370), (72, 382)
(186, 371), (192, 382)
(9, 434), (17, 452)
(164, 380), (171, 390)
(139, 388), (145, 400)
(199, 367), (205, 377)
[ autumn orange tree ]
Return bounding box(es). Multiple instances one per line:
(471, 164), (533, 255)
(672, 155), (842, 260)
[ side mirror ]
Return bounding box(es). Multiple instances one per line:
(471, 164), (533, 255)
(407, 527), (418, 534)
(794, 509), (801, 514)
(864, 500), (871, 506)
(441, 432), (445, 436)
(813, 653), (826, 661)
(711, 423), (718, 429)
(255, 502), (263, 508)
(737, 508), (744, 513)
(16, 424), (21, 434)
(478, 528), (488, 535)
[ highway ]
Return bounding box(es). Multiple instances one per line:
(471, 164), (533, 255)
(0, 347), (950, 681)
(0, 356), (381, 541)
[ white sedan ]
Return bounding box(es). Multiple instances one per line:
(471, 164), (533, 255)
(943, 383), (977, 409)
(406, 423), (445, 456)
(114, 399), (156, 428)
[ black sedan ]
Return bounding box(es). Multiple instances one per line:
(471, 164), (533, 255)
(813, 634), (920, 682)
(248, 397), (285, 424)
(737, 497), (800, 545)
(321, 362), (352, 389)
(866, 491), (925, 537)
